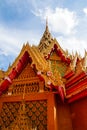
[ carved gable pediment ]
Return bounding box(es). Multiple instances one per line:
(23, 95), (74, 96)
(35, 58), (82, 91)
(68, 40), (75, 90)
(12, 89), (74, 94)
(3, 62), (46, 97)
(50, 51), (61, 61)
(49, 51), (68, 77)
(15, 62), (37, 80)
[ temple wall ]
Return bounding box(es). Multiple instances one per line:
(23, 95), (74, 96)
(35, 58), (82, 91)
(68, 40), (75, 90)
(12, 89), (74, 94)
(70, 97), (87, 130)
(1, 92), (87, 130)
(0, 92), (57, 130)
(55, 95), (73, 130)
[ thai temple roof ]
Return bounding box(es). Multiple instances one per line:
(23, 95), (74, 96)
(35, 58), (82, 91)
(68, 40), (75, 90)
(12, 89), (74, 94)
(0, 21), (87, 103)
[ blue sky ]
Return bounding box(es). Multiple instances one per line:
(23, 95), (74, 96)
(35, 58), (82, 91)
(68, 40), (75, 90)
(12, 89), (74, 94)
(0, 0), (87, 70)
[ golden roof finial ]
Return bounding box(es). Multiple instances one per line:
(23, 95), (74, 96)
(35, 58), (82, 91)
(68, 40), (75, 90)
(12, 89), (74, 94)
(46, 17), (48, 27)
(83, 50), (87, 71)
(85, 49), (87, 56)
(71, 52), (78, 69)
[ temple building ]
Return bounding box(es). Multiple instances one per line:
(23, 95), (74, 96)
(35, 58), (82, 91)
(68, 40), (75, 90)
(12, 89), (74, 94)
(0, 22), (87, 130)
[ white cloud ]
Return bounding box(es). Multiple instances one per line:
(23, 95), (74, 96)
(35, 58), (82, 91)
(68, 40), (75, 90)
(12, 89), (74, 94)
(83, 8), (87, 15)
(33, 7), (87, 57)
(33, 7), (78, 35)
(58, 36), (87, 57)
(0, 24), (40, 56)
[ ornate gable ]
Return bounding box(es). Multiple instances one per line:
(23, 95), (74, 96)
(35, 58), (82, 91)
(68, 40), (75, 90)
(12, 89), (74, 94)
(49, 50), (68, 77)
(4, 62), (46, 97)
(16, 62), (36, 79)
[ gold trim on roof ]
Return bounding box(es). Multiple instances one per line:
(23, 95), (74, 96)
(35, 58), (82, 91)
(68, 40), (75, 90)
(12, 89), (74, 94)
(82, 50), (87, 72)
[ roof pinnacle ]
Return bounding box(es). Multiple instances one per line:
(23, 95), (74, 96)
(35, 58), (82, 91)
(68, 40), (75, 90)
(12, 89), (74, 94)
(46, 17), (49, 31)
(46, 17), (48, 27)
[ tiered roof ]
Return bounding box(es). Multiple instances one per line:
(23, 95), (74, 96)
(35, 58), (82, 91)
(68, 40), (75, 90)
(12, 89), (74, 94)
(65, 51), (87, 103)
(0, 22), (87, 103)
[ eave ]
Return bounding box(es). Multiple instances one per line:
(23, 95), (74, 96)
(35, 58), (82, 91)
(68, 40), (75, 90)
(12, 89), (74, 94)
(67, 88), (87, 103)
(63, 70), (75, 79)
(66, 73), (87, 103)
(65, 71), (86, 88)
(66, 75), (87, 95)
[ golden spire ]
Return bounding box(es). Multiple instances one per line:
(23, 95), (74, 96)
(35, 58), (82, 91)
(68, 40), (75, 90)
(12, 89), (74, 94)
(38, 18), (54, 53)
(46, 17), (48, 30)
(45, 17), (49, 34)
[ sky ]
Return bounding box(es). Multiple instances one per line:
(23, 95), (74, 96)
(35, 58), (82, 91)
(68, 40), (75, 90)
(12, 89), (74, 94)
(0, 0), (87, 70)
